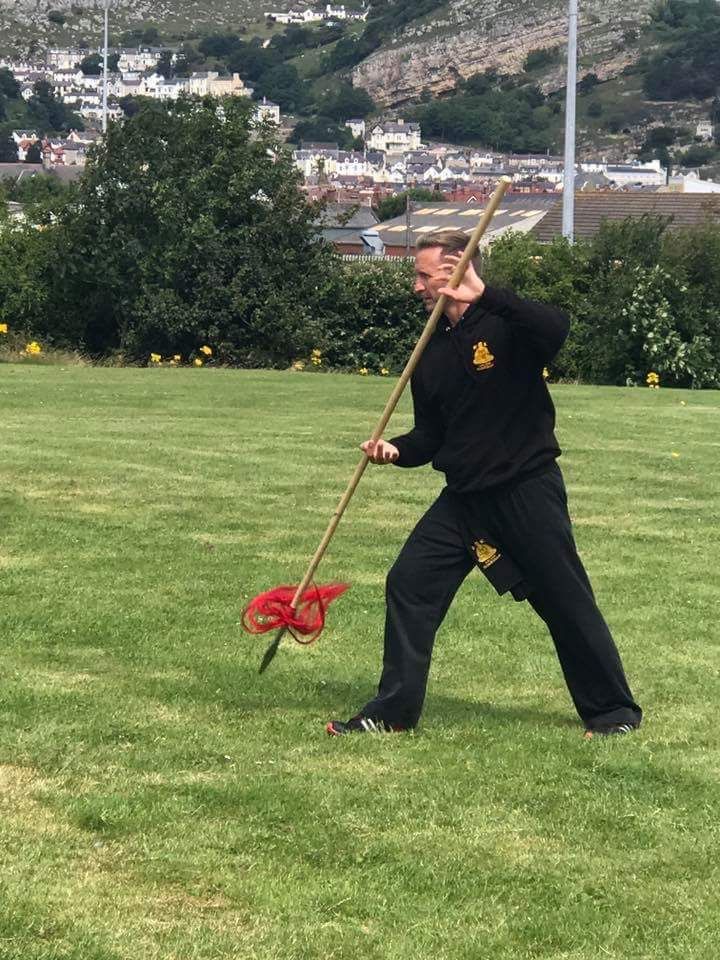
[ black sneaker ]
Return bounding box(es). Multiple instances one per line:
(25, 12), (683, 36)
(326, 715), (407, 736)
(583, 722), (638, 740)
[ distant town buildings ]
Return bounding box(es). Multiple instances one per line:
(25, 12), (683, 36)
(2, 47), (719, 214)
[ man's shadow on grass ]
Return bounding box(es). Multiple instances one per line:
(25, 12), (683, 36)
(238, 669), (577, 732)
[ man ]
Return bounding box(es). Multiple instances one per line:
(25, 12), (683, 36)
(326, 229), (642, 739)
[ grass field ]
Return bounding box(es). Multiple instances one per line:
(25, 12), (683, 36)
(1, 364), (720, 960)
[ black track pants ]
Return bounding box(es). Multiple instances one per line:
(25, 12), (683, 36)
(361, 464), (642, 731)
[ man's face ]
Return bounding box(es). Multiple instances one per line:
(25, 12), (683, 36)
(414, 246), (447, 312)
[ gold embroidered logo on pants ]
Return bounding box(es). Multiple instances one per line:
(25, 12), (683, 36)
(474, 540), (500, 569)
(472, 341), (495, 370)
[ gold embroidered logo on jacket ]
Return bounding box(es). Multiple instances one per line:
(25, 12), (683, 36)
(472, 341), (495, 370)
(474, 540), (500, 569)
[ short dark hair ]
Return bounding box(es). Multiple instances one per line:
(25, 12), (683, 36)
(415, 228), (483, 272)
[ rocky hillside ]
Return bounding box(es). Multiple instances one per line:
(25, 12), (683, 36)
(0, 0), (282, 49)
(352, 0), (658, 106)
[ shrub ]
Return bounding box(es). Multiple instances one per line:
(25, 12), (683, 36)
(316, 259), (425, 373)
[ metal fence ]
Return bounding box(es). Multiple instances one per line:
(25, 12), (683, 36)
(338, 254), (414, 263)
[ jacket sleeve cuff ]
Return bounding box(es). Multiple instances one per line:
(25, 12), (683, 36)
(476, 285), (508, 313)
(389, 435), (423, 468)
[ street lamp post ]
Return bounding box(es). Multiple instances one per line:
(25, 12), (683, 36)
(404, 165), (412, 257)
(102, 0), (109, 133)
(562, 0), (578, 241)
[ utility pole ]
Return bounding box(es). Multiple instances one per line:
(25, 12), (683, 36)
(562, 0), (578, 241)
(405, 192), (412, 257)
(102, 0), (109, 134)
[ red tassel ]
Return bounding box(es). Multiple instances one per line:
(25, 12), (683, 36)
(242, 583), (349, 645)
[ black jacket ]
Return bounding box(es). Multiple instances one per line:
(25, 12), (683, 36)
(390, 285), (570, 493)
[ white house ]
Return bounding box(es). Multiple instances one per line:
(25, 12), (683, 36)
(345, 118), (366, 140)
(696, 120), (714, 142)
(42, 137), (86, 167)
(368, 120), (422, 153)
(605, 159), (667, 187)
(12, 129), (39, 145)
(0, 58), (37, 79)
(117, 48), (166, 72)
(254, 97), (281, 125)
(293, 145), (340, 178)
(420, 165), (443, 183)
(68, 129), (102, 147)
(666, 171), (720, 193)
(12, 130), (39, 161)
(335, 151), (372, 176)
(118, 76), (144, 98)
(157, 79), (187, 100)
(266, 8), (323, 24)
(209, 73), (253, 98)
(79, 101), (122, 124)
(46, 48), (84, 70)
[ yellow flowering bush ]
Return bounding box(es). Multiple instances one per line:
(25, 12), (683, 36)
(194, 358), (204, 367)
(646, 371), (660, 389)
(358, 367), (369, 376)
(200, 345), (213, 356)
(149, 353), (162, 364)
(25, 341), (42, 355)
(0, 323), (8, 335)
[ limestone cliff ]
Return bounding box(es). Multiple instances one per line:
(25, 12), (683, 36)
(352, 0), (658, 106)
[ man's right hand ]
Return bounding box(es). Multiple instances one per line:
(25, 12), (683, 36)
(361, 439), (400, 464)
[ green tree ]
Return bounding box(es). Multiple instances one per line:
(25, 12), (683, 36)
(0, 67), (21, 99)
(42, 97), (338, 363)
(155, 51), (175, 80)
(254, 64), (310, 113)
(80, 54), (103, 76)
(676, 143), (719, 166)
(0, 137), (17, 162)
(119, 95), (141, 117)
(577, 73), (600, 95)
(0, 214), (55, 331)
(28, 80), (83, 133)
(24, 142), (42, 163)
(523, 47), (560, 72)
(317, 82), (375, 121)
(289, 116), (355, 149)
(374, 188), (445, 222)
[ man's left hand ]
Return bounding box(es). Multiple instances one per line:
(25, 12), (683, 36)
(433, 253), (485, 304)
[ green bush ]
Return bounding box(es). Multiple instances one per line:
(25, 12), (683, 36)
(483, 217), (720, 387)
(2, 94), (720, 387)
(316, 260), (426, 374)
(22, 97), (335, 366)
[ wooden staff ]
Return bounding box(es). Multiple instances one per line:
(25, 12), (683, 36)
(260, 176), (512, 672)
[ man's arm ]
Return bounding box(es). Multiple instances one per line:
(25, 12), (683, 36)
(434, 255), (570, 364)
(476, 286), (570, 364)
(388, 376), (444, 468)
(362, 375), (444, 468)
